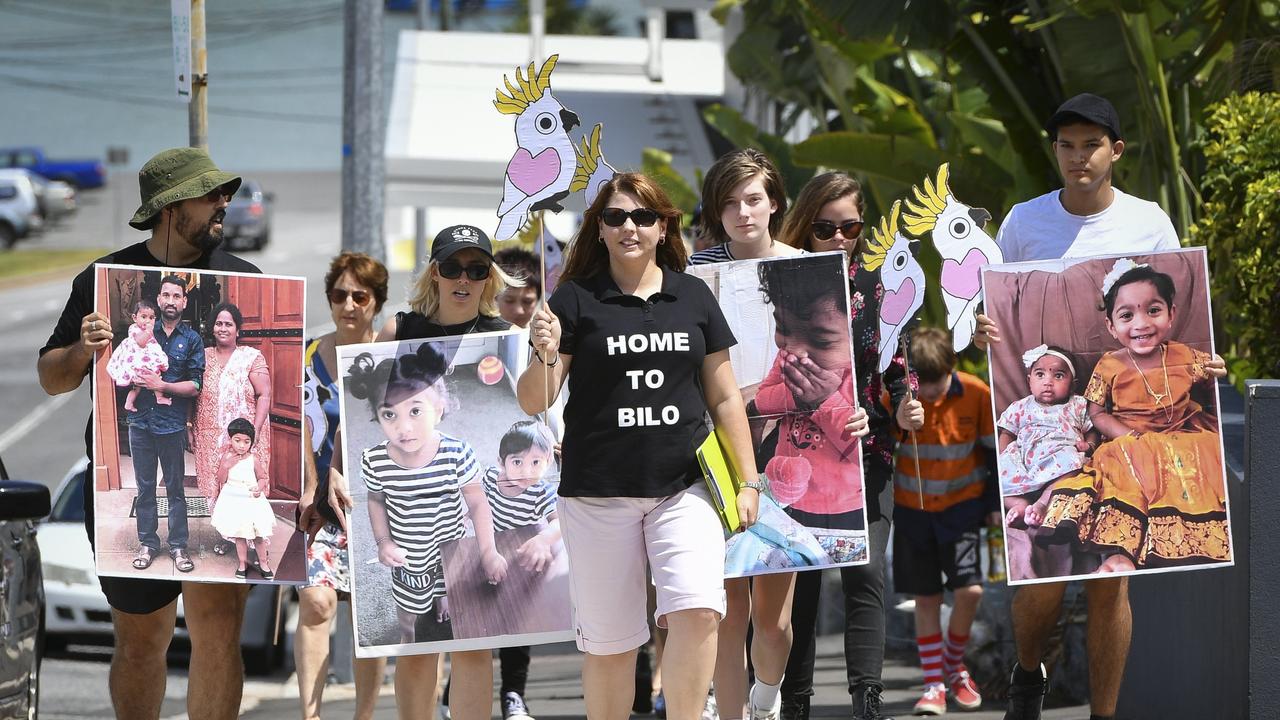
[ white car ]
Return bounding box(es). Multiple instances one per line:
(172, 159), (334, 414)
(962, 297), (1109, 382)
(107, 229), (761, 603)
(39, 460), (291, 674)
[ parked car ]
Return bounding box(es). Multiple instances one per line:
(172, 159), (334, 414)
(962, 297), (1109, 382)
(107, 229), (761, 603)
(222, 179), (274, 251)
(0, 171), (43, 248)
(0, 455), (51, 720)
(29, 174), (77, 225)
(39, 460), (290, 675)
(0, 146), (106, 189)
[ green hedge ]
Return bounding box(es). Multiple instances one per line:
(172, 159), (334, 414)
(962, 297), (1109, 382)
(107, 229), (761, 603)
(1190, 91), (1280, 385)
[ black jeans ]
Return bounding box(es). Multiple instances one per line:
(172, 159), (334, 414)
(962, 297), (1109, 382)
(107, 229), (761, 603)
(500, 646), (531, 696)
(130, 426), (189, 551)
(782, 469), (893, 697)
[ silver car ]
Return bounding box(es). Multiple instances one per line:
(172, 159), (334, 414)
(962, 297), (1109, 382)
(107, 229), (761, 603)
(0, 456), (50, 719)
(221, 179), (274, 251)
(39, 460), (292, 675)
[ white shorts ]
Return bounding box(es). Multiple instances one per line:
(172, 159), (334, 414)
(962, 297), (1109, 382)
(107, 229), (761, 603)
(559, 483), (726, 655)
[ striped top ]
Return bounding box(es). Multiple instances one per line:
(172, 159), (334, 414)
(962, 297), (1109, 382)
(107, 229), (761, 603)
(481, 466), (557, 531)
(688, 243), (736, 265)
(361, 435), (479, 575)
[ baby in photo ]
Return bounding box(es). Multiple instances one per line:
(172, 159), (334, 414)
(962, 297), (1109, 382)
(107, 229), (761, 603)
(105, 298), (170, 411)
(998, 345), (1098, 529)
(481, 420), (561, 573)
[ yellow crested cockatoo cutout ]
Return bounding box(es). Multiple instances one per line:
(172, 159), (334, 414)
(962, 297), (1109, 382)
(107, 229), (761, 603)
(862, 200), (926, 373)
(901, 163), (998, 351)
(493, 54), (580, 240)
(569, 123), (618, 208)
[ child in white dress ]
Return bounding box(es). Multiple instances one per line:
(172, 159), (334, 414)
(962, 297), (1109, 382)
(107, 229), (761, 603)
(105, 299), (171, 412)
(210, 418), (278, 580)
(998, 345), (1100, 528)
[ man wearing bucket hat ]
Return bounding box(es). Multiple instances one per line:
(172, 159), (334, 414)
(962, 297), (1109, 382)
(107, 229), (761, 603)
(38, 147), (261, 720)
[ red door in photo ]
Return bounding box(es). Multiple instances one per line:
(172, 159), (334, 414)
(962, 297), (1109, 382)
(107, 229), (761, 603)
(225, 276), (304, 500)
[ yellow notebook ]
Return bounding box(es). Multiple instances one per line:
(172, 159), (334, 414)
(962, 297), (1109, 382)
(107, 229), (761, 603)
(696, 426), (744, 534)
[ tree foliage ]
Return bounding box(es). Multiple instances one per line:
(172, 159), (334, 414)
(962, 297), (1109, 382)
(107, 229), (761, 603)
(1189, 91), (1280, 384)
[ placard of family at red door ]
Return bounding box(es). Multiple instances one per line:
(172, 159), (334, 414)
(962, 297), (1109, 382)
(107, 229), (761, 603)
(981, 247), (1233, 586)
(689, 252), (869, 578)
(91, 264), (307, 584)
(337, 331), (572, 658)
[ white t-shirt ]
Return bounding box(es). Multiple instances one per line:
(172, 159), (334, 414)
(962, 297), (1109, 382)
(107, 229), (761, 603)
(995, 187), (1179, 262)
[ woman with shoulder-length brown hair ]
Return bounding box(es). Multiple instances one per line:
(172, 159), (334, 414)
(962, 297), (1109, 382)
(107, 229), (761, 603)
(774, 171), (924, 720)
(689, 148), (799, 266)
(518, 172), (759, 720)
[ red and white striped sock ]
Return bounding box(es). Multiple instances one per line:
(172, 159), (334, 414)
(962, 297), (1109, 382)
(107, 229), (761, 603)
(917, 633), (944, 687)
(943, 630), (969, 678)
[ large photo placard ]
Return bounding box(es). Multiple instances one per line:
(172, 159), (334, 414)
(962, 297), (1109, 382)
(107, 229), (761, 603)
(92, 264), (307, 584)
(982, 247), (1233, 585)
(338, 331), (572, 658)
(688, 252), (870, 577)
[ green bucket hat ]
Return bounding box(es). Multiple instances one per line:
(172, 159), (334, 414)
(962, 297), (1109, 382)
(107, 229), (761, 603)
(129, 147), (242, 230)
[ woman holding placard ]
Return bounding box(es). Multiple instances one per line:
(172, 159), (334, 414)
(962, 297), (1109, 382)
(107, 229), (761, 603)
(777, 171), (923, 720)
(517, 172), (759, 720)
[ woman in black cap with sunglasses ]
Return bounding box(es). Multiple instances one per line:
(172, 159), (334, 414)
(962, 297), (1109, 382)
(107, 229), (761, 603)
(376, 224), (522, 341)
(375, 224), (524, 720)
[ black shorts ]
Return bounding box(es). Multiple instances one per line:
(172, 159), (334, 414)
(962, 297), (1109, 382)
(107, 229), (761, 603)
(81, 468), (183, 615)
(892, 523), (983, 596)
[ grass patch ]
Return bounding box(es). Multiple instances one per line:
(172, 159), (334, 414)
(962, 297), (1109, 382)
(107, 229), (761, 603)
(0, 248), (106, 282)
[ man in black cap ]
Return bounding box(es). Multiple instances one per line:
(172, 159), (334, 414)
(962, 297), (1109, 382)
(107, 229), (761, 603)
(973, 95), (1224, 720)
(38, 147), (260, 720)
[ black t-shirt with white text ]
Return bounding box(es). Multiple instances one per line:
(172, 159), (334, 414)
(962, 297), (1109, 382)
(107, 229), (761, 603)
(40, 241), (261, 461)
(548, 267), (736, 498)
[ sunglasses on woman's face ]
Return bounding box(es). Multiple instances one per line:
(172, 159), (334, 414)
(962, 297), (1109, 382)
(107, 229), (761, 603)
(328, 288), (372, 307)
(438, 260), (492, 281)
(811, 219), (864, 242)
(600, 207), (661, 228)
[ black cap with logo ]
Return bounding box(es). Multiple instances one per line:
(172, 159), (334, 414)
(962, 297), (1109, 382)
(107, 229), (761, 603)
(430, 224), (494, 263)
(1045, 93), (1122, 141)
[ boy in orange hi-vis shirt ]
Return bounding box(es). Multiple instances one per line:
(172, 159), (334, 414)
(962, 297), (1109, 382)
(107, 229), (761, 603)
(890, 327), (998, 715)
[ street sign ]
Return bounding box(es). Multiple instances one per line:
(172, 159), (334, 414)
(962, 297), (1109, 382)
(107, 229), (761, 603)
(172, 0), (191, 101)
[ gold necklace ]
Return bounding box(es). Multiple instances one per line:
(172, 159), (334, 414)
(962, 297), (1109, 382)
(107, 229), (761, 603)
(1126, 344), (1174, 424)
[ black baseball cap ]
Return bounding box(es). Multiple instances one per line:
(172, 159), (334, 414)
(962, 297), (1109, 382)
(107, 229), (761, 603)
(430, 224), (494, 263)
(1045, 93), (1122, 141)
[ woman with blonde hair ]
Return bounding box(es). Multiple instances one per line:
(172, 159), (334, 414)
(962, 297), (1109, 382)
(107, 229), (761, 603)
(518, 172), (761, 720)
(777, 172), (923, 720)
(377, 224), (522, 341)
(374, 224), (523, 720)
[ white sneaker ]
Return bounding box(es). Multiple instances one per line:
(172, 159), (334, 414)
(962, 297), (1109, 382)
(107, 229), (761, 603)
(701, 690), (719, 720)
(748, 683), (782, 720)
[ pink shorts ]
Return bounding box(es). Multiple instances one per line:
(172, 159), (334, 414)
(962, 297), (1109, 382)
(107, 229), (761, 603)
(559, 483), (726, 655)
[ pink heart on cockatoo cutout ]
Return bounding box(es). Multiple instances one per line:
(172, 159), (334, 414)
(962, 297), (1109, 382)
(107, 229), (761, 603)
(880, 277), (917, 325)
(940, 248), (988, 300)
(507, 147), (561, 196)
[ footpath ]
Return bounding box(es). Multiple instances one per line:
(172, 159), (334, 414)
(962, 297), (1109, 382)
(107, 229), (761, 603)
(237, 634), (1090, 719)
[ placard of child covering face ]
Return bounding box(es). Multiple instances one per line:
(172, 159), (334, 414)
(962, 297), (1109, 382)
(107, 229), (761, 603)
(91, 264), (307, 585)
(337, 330), (572, 657)
(981, 247), (1233, 585)
(688, 252), (870, 577)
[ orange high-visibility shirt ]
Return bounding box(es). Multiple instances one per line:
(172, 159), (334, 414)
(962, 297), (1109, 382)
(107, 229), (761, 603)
(891, 371), (996, 512)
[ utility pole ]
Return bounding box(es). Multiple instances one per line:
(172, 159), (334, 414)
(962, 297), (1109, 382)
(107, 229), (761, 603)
(413, 0), (430, 268)
(189, 0), (208, 149)
(342, 0), (385, 258)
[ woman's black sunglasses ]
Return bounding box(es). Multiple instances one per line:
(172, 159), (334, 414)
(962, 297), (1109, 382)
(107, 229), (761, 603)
(601, 207), (661, 228)
(811, 219), (864, 241)
(327, 288), (372, 307)
(438, 260), (491, 281)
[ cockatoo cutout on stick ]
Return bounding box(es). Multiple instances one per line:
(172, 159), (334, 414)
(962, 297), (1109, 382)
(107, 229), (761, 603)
(901, 163), (998, 352)
(862, 200), (926, 373)
(493, 54), (580, 241)
(569, 123), (618, 208)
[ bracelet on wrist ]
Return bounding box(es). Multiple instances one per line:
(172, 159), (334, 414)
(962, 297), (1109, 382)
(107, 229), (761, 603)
(528, 339), (559, 367)
(375, 536), (394, 546)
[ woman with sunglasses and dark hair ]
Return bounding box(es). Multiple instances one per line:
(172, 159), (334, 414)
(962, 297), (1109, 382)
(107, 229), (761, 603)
(519, 172), (760, 720)
(775, 172), (923, 720)
(376, 224), (522, 341)
(295, 251), (391, 720)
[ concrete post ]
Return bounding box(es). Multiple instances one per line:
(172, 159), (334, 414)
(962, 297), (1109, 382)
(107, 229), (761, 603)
(188, 0), (208, 150)
(341, 0), (385, 259)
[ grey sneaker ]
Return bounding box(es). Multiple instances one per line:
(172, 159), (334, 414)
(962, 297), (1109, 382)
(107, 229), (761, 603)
(748, 683), (782, 720)
(502, 691), (534, 720)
